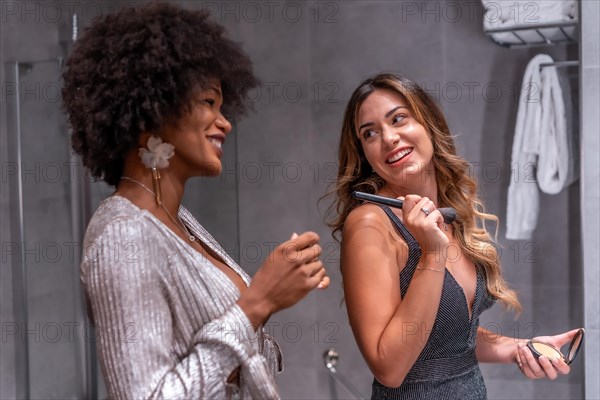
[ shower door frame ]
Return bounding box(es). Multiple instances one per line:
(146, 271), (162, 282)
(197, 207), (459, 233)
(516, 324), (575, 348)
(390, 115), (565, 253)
(4, 58), (98, 400)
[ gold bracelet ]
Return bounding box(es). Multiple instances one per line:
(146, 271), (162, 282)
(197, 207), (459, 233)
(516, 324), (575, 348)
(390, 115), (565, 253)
(416, 267), (445, 273)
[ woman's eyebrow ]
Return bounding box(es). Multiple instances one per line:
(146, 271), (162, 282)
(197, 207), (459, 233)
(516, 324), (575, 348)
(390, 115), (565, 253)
(210, 85), (223, 96)
(385, 105), (407, 118)
(358, 106), (408, 132)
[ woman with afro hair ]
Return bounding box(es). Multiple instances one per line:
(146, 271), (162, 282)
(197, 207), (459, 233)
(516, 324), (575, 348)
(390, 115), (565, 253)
(62, 3), (329, 399)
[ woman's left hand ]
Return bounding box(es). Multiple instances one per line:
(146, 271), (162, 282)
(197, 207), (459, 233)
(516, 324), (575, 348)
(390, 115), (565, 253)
(516, 329), (580, 380)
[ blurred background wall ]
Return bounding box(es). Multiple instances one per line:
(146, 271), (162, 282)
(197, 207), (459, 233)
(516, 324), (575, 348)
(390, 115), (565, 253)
(1, 1), (597, 399)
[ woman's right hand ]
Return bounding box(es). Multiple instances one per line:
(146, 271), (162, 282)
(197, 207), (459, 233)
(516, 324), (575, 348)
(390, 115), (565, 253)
(401, 195), (449, 255)
(237, 231), (328, 328)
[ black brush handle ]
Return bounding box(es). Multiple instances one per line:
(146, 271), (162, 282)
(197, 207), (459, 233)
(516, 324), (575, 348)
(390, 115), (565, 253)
(352, 191), (457, 224)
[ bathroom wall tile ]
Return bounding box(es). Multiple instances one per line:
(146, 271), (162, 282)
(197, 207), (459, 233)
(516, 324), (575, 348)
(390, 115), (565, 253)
(236, 101), (315, 180)
(531, 285), (585, 338)
(583, 222), (600, 332)
(182, 0), (314, 90)
(584, 272), (600, 334)
(517, 191), (580, 288)
(310, 1), (445, 85)
(483, 377), (535, 399)
(484, 377), (580, 400)
(581, 67), (600, 192)
(583, 328), (600, 398)
(274, 365), (321, 399)
(581, 0), (600, 68)
(26, 291), (81, 399)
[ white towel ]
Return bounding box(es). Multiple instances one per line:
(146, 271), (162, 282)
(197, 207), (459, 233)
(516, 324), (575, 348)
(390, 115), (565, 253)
(506, 54), (576, 240)
(482, 1), (578, 45)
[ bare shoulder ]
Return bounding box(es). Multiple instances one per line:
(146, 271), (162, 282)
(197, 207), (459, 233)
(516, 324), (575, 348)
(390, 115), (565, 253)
(342, 204), (395, 255)
(343, 203), (389, 236)
(343, 203), (405, 245)
(342, 203), (408, 272)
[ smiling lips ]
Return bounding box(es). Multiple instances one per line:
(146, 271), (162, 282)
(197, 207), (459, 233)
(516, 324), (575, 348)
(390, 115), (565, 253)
(207, 134), (225, 151)
(386, 147), (412, 164)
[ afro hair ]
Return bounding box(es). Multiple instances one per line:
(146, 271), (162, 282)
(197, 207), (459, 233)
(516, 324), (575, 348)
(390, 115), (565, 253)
(62, 1), (259, 186)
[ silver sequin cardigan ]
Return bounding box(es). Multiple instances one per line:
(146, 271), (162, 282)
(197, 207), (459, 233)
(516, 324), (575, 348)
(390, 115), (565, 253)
(81, 196), (283, 399)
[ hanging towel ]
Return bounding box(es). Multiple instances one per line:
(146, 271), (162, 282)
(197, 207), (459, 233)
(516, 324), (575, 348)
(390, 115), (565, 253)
(482, 1), (578, 45)
(506, 54), (577, 240)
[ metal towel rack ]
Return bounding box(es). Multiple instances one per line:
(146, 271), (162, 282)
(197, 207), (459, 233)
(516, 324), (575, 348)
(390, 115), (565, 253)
(484, 21), (578, 48)
(323, 348), (366, 400)
(484, 20), (579, 73)
(539, 60), (579, 70)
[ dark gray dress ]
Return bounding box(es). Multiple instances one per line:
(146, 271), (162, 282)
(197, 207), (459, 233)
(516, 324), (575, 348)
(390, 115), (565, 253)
(371, 206), (496, 400)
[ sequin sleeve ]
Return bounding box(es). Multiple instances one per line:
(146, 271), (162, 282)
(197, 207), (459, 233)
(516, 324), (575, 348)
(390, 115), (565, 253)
(261, 332), (284, 375)
(81, 216), (279, 399)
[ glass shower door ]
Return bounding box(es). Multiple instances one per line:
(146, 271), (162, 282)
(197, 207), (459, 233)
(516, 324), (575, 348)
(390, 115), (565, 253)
(5, 59), (96, 399)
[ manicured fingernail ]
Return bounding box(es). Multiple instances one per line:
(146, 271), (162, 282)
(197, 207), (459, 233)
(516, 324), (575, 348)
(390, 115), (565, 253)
(317, 283), (324, 289)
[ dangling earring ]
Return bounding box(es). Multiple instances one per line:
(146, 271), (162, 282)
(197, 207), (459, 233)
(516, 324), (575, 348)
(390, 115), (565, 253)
(138, 136), (175, 205)
(151, 166), (162, 205)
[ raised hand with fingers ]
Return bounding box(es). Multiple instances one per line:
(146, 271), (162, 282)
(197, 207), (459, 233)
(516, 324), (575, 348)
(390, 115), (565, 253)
(290, 232), (330, 290)
(401, 195), (449, 255)
(237, 231), (328, 329)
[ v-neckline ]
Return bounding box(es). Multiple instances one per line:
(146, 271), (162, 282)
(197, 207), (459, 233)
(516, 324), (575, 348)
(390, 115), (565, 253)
(110, 195), (249, 292)
(445, 267), (480, 324)
(381, 204), (481, 323)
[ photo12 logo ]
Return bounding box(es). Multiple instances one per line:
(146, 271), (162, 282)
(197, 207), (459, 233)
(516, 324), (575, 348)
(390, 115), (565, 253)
(198, 1), (340, 24)
(1, 1), (102, 24)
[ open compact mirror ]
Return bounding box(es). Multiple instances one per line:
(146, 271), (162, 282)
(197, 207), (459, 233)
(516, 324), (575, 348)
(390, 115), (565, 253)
(527, 328), (585, 365)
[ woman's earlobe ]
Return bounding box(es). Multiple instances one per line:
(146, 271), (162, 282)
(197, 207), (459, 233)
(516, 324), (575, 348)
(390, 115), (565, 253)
(138, 132), (153, 147)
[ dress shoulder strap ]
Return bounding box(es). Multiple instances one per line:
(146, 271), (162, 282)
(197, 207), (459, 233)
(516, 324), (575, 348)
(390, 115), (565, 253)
(377, 205), (422, 297)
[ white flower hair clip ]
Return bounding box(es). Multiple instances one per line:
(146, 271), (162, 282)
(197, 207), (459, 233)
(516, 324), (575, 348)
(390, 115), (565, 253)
(138, 136), (175, 205)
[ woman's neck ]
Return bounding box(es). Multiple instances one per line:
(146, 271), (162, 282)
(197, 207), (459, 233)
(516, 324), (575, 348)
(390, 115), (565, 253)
(380, 176), (439, 207)
(117, 154), (186, 216)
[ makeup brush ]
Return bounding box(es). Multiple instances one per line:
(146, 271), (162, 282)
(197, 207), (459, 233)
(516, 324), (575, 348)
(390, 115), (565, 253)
(352, 191), (457, 224)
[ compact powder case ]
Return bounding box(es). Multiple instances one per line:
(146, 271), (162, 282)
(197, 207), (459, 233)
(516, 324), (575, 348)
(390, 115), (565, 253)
(527, 328), (585, 365)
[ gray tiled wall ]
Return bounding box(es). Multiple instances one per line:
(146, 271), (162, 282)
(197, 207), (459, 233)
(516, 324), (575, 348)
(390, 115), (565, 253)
(220, 1), (585, 399)
(1, 1), (593, 399)
(580, 1), (600, 399)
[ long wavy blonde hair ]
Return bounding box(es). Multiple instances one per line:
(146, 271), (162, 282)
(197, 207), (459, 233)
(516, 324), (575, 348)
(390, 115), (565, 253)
(326, 73), (521, 312)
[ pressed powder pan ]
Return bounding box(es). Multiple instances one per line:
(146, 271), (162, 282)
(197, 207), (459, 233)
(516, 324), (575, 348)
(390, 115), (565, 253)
(527, 328), (585, 365)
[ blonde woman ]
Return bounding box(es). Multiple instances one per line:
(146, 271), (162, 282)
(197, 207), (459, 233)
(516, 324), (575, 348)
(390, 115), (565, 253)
(328, 73), (578, 399)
